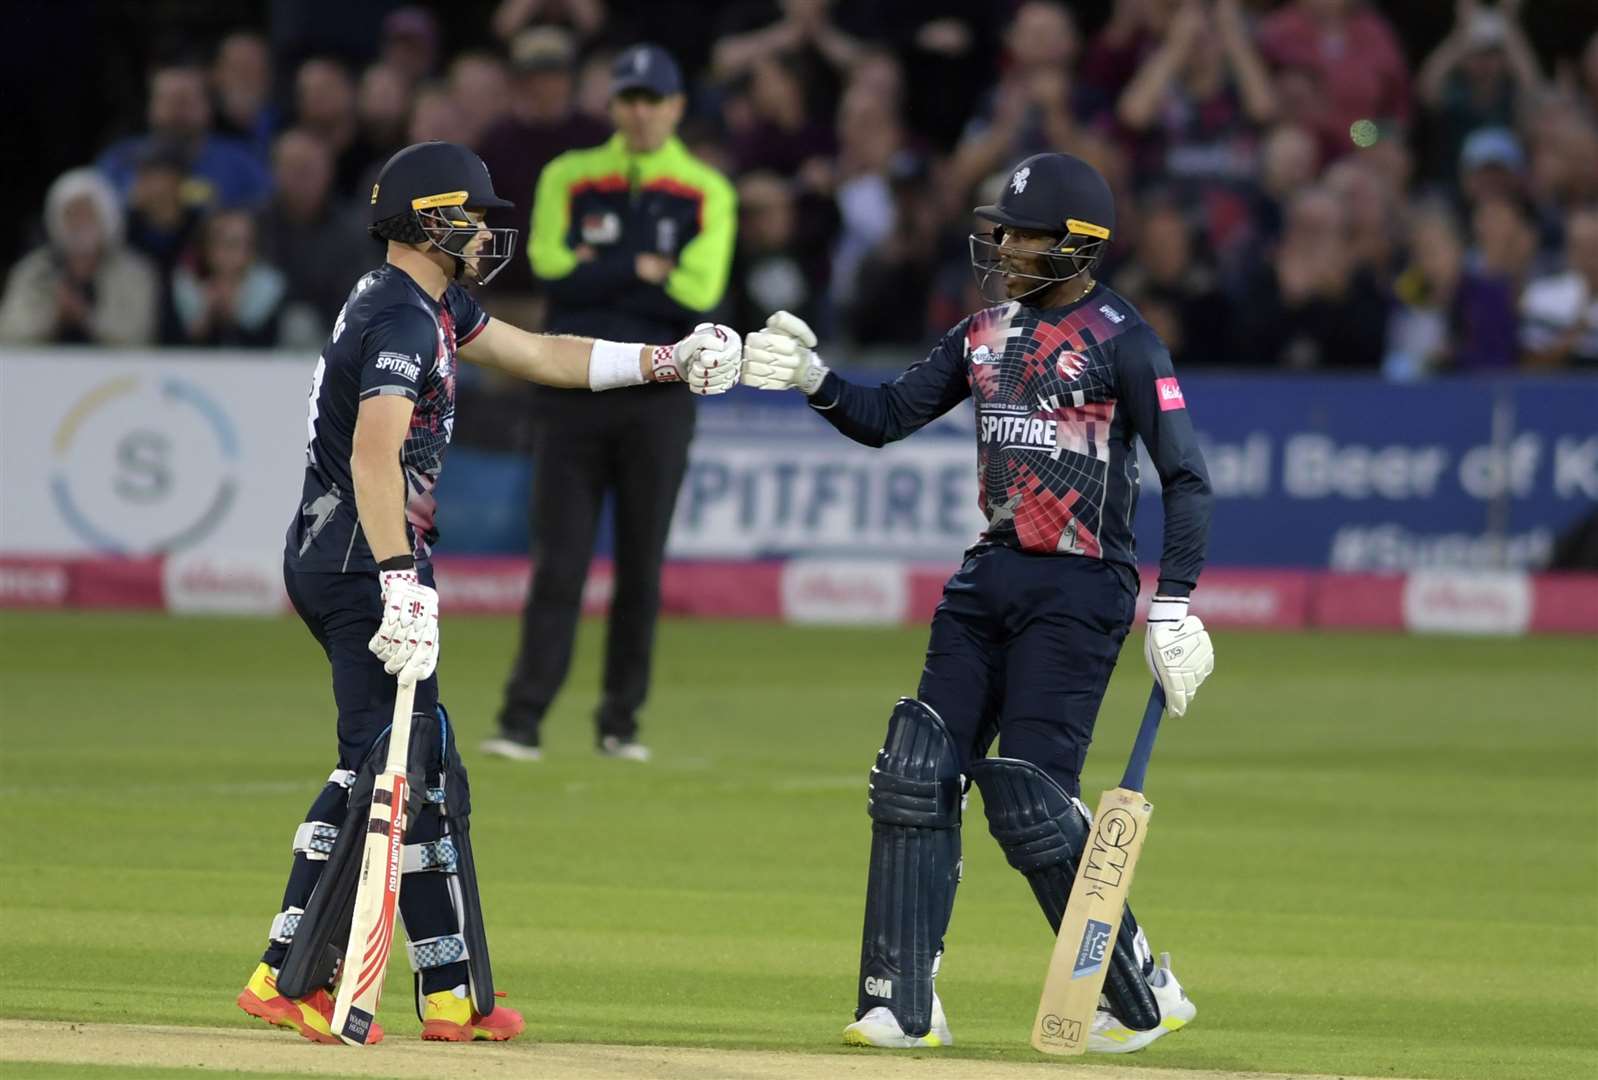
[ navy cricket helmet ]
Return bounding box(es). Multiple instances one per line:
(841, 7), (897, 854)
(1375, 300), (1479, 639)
(969, 152), (1115, 303)
(369, 141), (518, 285)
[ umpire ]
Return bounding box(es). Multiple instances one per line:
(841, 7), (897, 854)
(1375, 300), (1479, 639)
(483, 44), (736, 763)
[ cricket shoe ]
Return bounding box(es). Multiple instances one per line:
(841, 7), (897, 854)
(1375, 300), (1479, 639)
(421, 985), (526, 1041)
(1087, 952), (1195, 1054)
(843, 992), (953, 1048)
(597, 735), (651, 762)
(480, 731), (542, 762)
(237, 962), (384, 1045)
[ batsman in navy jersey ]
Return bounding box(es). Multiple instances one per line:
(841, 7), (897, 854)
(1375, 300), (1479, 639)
(239, 141), (741, 1045)
(741, 153), (1215, 1054)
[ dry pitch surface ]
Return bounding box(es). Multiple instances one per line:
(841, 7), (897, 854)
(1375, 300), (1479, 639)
(1, 1020), (1425, 1080)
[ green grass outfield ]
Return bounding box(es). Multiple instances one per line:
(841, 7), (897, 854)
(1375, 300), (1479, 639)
(1, 612), (1594, 1079)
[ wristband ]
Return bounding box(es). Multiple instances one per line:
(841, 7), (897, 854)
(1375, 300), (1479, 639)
(377, 554), (416, 571)
(1147, 596), (1189, 624)
(588, 339), (649, 391)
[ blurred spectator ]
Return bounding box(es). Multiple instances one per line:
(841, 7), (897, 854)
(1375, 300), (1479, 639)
(1078, 0), (1174, 112)
(1526, 103), (1598, 242)
(211, 31), (279, 165)
(448, 52), (512, 151)
(726, 54), (836, 175)
(1455, 191), (1541, 369)
(380, 6), (440, 84)
(1384, 202), (1467, 379)
(123, 140), (205, 277)
(1519, 204), (1598, 366)
(478, 27), (610, 294)
(98, 59), (270, 209)
(1324, 156), (1400, 279)
(1228, 186), (1387, 368)
(713, 0), (866, 119)
(1417, 0), (1544, 184)
(830, 84), (906, 309)
(1257, 0), (1410, 161)
(492, 0), (607, 44)
(575, 49), (619, 124)
(294, 58), (363, 198)
(950, 2), (1085, 199)
(355, 63), (413, 173)
(0, 168), (160, 346)
(169, 209), (287, 347)
(1114, 0), (1277, 249)
(255, 129), (373, 345)
(847, 158), (944, 345)
(727, 171), (834, 332)
(408, 81), (469, 144)
(1241, 121), (1320, 252)
(1114, 195), (1230, 365)
(1458, 125), (1527, 212)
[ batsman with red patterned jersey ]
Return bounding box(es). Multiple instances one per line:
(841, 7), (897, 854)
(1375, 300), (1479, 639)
(740, 152), (1216, 1054)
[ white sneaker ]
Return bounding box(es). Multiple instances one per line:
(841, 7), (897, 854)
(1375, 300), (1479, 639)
(597, 736), (651, 762)
(479, 735), (542, 762)
(843, 992), (953, 1048)
(1087, 952), (1195, 1054)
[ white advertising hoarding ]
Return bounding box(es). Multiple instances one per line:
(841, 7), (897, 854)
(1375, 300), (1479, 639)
(0, 350), (311, 558)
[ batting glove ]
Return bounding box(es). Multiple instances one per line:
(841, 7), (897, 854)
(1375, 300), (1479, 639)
(1143, 596), (1214, 717)
(652, 323), (742, 395)
(742, 311), (829, 395)
(369, 570), (440, 687)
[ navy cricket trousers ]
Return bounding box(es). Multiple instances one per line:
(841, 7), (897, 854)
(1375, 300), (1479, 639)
(282, 560), (451, 774)
(916, 546), (1137, 797)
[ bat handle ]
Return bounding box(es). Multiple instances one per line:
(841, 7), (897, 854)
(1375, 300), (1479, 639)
(1118, 685), (1166, 793)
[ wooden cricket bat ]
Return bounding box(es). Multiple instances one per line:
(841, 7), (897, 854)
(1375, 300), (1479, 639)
(330, 677), (417, 1046)
(1031, 685), (1166, 1055)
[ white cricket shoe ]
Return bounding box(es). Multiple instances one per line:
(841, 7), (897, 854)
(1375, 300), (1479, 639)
(480, 734), (542, 762)
(843, 992), (953, 1048)
(1087, 952), (1195, 1054)
(598, 735), (652, 762)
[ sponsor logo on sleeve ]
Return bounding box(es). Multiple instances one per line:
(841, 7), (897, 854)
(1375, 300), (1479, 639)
(1155, 377), (1186, 411)
(374, 352), (422, 382)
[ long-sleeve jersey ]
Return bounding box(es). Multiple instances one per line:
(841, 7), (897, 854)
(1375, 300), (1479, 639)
(808, 285), (1212, 596)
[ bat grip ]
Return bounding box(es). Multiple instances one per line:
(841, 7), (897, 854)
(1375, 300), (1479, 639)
(1118, 685), (1165, 793)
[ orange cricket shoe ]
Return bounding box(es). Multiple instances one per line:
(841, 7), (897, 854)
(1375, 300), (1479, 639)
(420, 986), (525, 1041)
(237, 962), (386, 1045)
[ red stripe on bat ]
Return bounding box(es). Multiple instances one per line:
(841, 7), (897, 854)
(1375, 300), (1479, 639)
(351, 776), (407, 1003)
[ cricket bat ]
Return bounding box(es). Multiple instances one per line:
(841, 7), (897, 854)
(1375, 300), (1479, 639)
(330, 677), (417, 1046)
(1031, 684), (1166, 1055)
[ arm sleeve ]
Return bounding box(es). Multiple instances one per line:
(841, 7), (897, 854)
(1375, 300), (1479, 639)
(529, 156), (637, 302)
(662, 172), (736, 312)
(805, 322), (972, 448)
(359, 304), (438, 401)
(1116, 325), (1212, 596)
(444, 285), (490, 347)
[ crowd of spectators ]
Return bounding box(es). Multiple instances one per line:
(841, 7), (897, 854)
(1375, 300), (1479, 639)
(4, 0), (1596, 374)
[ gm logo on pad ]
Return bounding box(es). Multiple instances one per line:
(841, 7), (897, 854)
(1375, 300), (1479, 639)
(1072, 919), (1113, 978)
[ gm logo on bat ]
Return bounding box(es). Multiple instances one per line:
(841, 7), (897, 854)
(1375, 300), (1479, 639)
(1039, 1013), (1083, 1042)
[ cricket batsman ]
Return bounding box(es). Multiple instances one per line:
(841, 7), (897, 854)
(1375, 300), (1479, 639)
(740, 152), (1214, 1053)
(236, 140), (740, 1043)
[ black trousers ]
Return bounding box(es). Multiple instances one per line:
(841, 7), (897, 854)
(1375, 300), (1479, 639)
(916, 546), (1137, 797)
(498, 385), (695, 743)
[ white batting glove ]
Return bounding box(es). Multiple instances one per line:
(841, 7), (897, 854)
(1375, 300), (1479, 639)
(369, 570), (440, 687)
(742, 311), (829, 395)
(652, 322), (742, 395)
(1143, 596), (1214, 717)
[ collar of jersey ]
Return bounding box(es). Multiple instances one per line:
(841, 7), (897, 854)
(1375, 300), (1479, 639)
(604, 132), (688, 168)
(1026, 281), (1104, 318)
